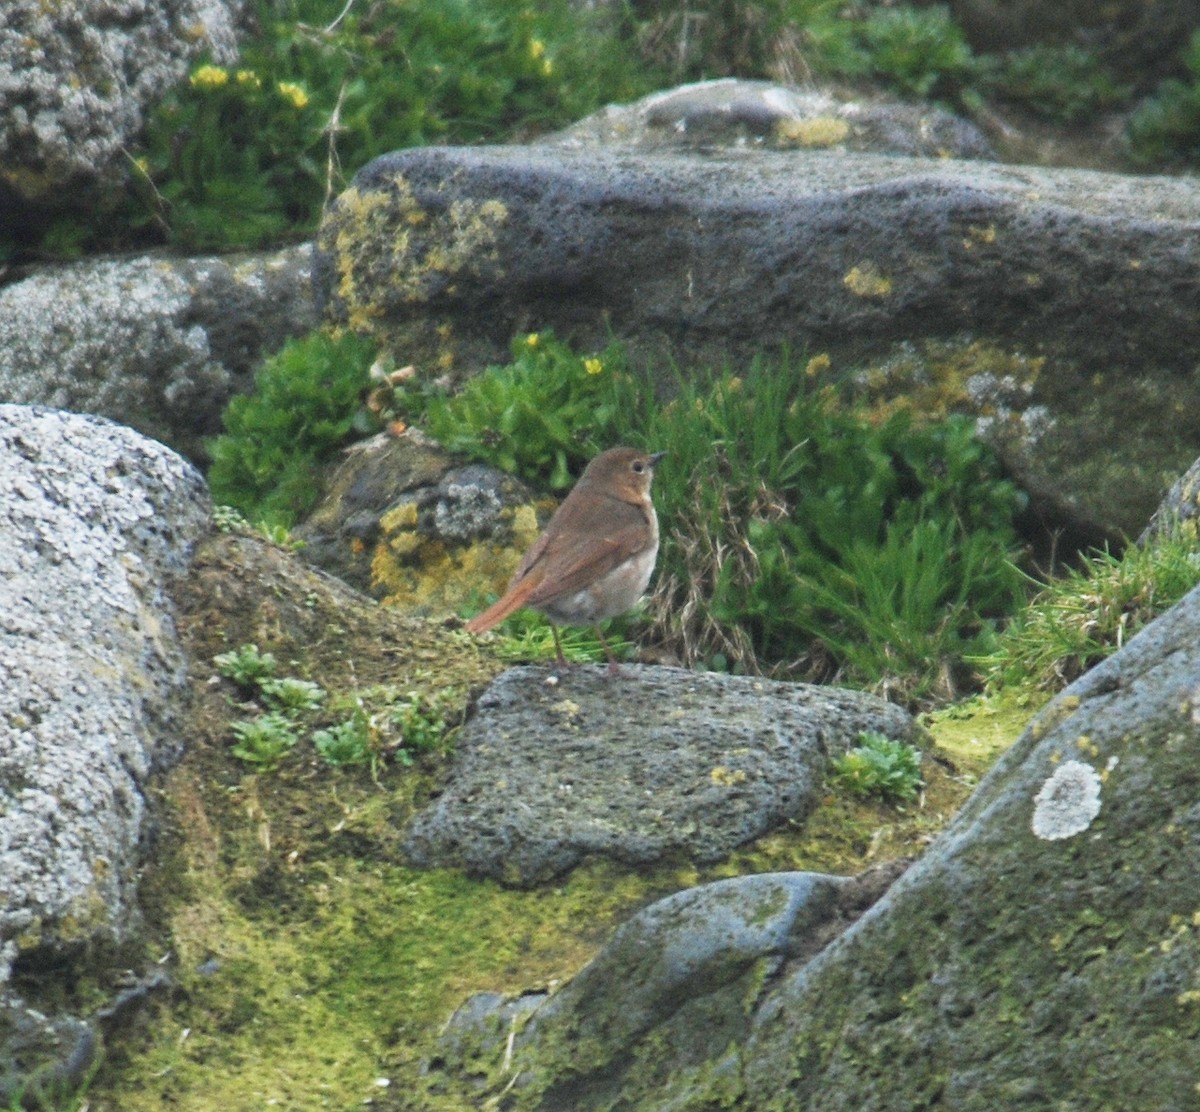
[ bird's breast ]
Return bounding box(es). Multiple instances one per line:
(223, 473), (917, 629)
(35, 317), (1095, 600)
(540, 538), (659, 625)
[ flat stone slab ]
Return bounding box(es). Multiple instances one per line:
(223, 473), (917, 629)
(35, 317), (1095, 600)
(404, 665), (918, 886)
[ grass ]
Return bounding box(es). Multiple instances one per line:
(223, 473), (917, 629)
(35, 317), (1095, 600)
(981, 529), (1200, 694)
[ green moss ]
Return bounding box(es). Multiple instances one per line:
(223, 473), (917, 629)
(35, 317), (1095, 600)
(81, 532), (1034, 1109)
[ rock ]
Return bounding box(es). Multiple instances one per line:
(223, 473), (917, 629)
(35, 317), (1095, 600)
(434, 865), (905, 1105)
(0, 404), (208, 1097)
(544, 78), (994, 159)
(450, 579), (1200, 1108)
(1137, 453), (1200, 545)
(295, 431), (545, 611)
(316, 144), (1200, 542)
(404, 666), (919, 886)
(0, 246), (318, 462)
(0, 0), (245, 206)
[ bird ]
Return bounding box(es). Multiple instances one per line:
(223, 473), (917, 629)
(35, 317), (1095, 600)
(465, 446), (665, 675)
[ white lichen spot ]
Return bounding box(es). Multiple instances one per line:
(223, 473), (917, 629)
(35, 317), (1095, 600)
(1032, 759), (1102, 841)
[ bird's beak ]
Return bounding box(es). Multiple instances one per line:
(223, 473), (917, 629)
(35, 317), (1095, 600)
(648, 451), (666, 468)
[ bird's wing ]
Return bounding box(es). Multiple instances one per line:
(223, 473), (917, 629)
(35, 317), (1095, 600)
(465, 495), (651, 633)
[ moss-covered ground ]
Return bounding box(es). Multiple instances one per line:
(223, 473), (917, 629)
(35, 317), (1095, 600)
(77, 530), (1037, 1111)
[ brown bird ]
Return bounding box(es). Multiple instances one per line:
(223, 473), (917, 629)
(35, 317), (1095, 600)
(465, 446), (665, 674)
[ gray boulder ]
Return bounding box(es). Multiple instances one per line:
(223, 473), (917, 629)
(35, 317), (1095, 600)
(436, 865), (905, 1106)
(545, 78), (993, 159)
(316, 144), (1200, 542)
(440, 571), (1200, 1109)
(0, 246), (318, 461)
(0, 405), (208, 1101)
(405, 666), (919, 886)
(0, 0), (244, 204)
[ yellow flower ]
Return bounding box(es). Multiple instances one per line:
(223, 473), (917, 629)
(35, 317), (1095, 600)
(190, 64), (229, 90)
(805, 353), (832, 378)
(525, 333), (540, 348)
(583, 357), (603, 376)
(236, 69), (262, 89)
(542, 58), (553, 77)
(277, 81), (309, 109)
(529, 39), (545, 60)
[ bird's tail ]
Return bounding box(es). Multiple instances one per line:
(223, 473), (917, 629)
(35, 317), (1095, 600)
(464, 576), (539, 634)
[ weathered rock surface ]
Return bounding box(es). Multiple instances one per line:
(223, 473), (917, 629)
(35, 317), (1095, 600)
(1138, 452), (1200, 544)
(545, 78), (993, 159)
(440, 578), (1200, 1109)
(405, 666), (919, 886)
(436, 865), (905, 1106)
(295, 431), (545, 611)
(316, 144), (1200, 541)
(0, 0), (244, 205)
(0, 246), (317, 461)
(0, 404), (209, 1102)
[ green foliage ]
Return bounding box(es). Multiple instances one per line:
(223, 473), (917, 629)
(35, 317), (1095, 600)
(207, 330), (379, 529)
(982, 530), (1200, 694)
(213, 644), (458, 772)
(313, 713), (373, 767)
(982, 44), (1128, 123)
(829, 731), (923, 803)
(260, 676), (326, 712)
(855, 5), (973, 99)
(416, 332), (638, 490)
(429, 340), (1026, 702)
(637, 359), (1026, 702)
(213, 643), (278, 689)
(119, 0), (661, 251)
(390, 692), (455, 763)
(1128, 31), (1200, 165)
(483, 607), (635, 668)
(230, 713), (300, 768)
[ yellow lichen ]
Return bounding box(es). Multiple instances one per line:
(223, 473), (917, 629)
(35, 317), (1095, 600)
(775, 116), (850, 148)
(843, 263), (893, 299)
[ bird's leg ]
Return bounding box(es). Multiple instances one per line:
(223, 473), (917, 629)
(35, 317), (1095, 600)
(594, 626), (624, 678)
(550, 623), (569, 669)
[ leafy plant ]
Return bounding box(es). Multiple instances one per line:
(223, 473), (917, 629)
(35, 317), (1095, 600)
(214, 643), (278, 689)
(230, 713), (300, 768)
(634, 358), (1026, 702)
(390, 692), (454, 762)
(1128, 30), (1200, 166)
(207, 329), (379, 528)
(982, 529), (1200, 693)
(417, 332), (639, 489)
(982, 44), (1128, 123)
(830, 731), (923, 803)
(261, 677), (326, 712)
(855, 5), (973, 100)
(482, 608), (634, 668)
(112, 0), (663, 253)
(313, 713), (374, 767)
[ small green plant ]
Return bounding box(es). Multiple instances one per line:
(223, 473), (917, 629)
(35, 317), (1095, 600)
(313, 713), (374, 768)
(213, 643), (278, 689)
(415, 332), (639, 489)
(260, 677), (326, 713)
(391, 691), (455, 762)
(206, 330), (379, 528)
(982, 44), (1128, 123)
(230, 713), (300, 768)
(485, 609), (633, 668)
(856, 4), (973, 100)
(830, 731), (924, 803)
(1128, 30), (1200, 166)
(982, 529), (1200, 693)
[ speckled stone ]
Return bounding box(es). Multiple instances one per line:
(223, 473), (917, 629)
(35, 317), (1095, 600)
(404, 665), (919, 886)
(0, 404), (209, 986)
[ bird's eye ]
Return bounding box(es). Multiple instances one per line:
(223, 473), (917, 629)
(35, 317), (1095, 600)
(631, 461), (645, 473)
